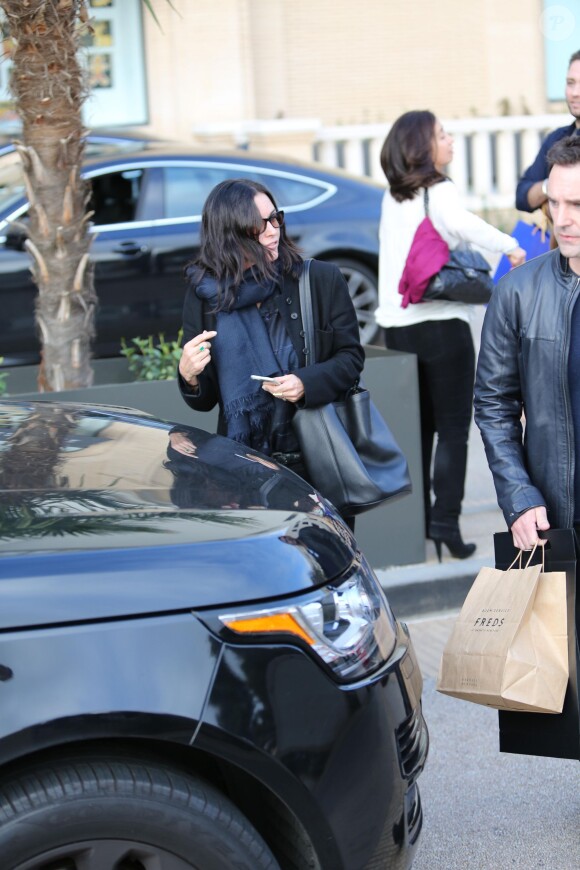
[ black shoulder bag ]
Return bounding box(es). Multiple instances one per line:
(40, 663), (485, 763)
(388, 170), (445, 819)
(292, 260), (412, 516)
(422, 189), (494, 304)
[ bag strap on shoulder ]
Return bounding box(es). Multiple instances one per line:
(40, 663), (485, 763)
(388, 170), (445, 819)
(423, 187), (430, 217)
(297, 258), (360, 396)
(298, 258), (315, 366)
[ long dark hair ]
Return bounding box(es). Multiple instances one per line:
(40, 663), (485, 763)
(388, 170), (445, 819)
(189, 178), (302, 308)
(380, 110), (446, 202)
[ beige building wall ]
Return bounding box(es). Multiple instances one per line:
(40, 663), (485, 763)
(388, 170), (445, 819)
(138, 0), (560, 142)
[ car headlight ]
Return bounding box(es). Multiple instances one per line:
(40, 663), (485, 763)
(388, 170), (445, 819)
(219, 556), (397, 682)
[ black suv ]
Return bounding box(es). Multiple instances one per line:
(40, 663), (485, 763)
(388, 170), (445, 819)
(0, 400), (427, 870)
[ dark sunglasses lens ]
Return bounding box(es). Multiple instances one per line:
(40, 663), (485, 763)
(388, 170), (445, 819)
(259, 211), (284, 232)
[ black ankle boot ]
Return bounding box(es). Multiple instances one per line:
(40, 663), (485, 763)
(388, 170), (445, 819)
(428, 524), (476, 562)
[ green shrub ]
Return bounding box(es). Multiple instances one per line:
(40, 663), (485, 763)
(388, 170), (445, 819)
(0, 358), (8, 396)
(120, 331), (183, 381)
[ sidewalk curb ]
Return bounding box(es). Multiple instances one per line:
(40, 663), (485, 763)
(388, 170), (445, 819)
(375, 556), (488, 619)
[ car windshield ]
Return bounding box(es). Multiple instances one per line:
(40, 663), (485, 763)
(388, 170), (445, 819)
(0, 151), (26, 212)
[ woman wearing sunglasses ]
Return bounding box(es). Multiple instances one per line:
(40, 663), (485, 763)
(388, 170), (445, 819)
(178, 178), (364, 515)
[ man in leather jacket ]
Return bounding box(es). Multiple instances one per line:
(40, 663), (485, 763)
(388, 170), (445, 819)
(474, 136), (580, 550)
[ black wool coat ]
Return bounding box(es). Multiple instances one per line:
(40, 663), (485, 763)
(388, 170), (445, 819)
(178, 259), (365, 437)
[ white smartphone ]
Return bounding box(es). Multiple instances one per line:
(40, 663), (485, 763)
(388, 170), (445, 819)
(251, 375), (281, 383)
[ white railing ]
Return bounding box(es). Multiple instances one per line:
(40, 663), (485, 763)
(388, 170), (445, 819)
(192, 113), (572, 211)
(313, 114), (572, 210)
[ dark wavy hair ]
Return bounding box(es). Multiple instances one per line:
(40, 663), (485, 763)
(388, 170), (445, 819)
(188, 178), (303, 309)
(380, 110), (446, 202)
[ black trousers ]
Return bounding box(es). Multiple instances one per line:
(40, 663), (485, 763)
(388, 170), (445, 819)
(384, 318), (475, 531)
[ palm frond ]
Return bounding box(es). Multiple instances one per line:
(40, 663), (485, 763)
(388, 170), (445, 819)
(141, 0), (180, 31)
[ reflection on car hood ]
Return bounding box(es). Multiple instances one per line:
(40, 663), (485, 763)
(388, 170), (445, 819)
(0, 401), (355, 628)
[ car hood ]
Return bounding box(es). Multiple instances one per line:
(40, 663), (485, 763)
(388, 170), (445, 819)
(0, 400), (355, 629)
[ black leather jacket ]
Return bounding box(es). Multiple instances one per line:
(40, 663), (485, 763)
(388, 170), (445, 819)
(474, 250), (580, 529)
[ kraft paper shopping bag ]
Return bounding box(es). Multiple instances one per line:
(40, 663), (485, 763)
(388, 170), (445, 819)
(495, 529), (580, 761)
(436, 546), (568, 713)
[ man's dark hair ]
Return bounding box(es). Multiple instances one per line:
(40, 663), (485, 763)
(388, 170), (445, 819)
(380, 110), (446, 202)
(547, 135), (580, 171)
(569, 49), (580, 66)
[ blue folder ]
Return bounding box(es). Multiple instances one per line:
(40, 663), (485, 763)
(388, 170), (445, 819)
(494, 220), (551, 284)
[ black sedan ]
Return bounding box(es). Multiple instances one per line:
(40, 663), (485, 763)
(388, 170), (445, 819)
(0, 399), (427, 870)
(0, 143), (383, 366)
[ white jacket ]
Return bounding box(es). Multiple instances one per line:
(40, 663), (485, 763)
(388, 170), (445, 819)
(375, 179), (518, 328)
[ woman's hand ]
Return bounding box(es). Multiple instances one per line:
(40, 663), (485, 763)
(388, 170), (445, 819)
(507, 246), (526, 268)
(168, 431), (198, 457)
(179, 330), (217, 385)
(261, 374), (305, 403)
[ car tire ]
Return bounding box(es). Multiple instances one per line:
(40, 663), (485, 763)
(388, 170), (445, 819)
(331, 257), (380, 346)
(0, 757), (280, 870)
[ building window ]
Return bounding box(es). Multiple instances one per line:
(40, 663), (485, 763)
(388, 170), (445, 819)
(543, 0), (579, 102)
(0, 1), (147, 131)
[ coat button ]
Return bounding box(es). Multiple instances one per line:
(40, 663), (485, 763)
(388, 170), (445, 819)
(290, 312), (298, 319)
(286, 297), (292, 304)
(299, 330), (305, 337)
(303, 347), (308, 354)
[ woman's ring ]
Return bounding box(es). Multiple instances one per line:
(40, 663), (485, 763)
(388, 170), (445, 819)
(199, 345), (205, 351)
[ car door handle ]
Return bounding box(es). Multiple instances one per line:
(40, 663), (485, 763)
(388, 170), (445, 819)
(113, 241), (147, 256)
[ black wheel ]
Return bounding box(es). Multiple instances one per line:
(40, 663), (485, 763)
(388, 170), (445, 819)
(0, 758), (280, 870)
(331, 257), (379, 345)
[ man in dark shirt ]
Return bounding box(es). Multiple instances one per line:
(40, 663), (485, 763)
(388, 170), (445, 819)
(515, 50), (580, 213)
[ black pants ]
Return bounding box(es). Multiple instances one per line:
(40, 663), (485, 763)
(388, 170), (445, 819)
(384, 319), (475, 531)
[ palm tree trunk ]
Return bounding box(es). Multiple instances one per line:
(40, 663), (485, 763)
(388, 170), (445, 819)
(0, 0), (96, 390)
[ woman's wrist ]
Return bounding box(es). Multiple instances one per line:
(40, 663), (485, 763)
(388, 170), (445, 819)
(179, 365), (199, 388)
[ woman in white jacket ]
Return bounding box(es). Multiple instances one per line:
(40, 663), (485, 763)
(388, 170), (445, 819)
(377, 110), (525, 560)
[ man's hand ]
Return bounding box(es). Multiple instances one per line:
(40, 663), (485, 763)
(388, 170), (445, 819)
(510, 506), (550, 550)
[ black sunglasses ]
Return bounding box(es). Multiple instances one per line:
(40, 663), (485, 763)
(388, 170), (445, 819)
(258, 210), (284, 234)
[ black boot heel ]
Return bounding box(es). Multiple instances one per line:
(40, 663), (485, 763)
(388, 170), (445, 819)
(429, 528), (476, 561)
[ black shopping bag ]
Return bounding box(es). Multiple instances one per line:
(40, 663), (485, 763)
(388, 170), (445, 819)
(494, 529), (580, 760)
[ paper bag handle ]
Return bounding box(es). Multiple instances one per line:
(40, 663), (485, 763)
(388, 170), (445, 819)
(508, 544), (540, 571)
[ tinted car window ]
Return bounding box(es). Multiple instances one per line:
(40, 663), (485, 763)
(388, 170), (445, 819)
(163, 166), (243, 218)
(91, 169), (144, 225)
(254, 174), (328, 207)
(162, 165), (331, 219)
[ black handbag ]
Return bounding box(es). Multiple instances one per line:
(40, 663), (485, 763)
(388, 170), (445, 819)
(422, 190), (494, 305)
(292, 260), (412, 516)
